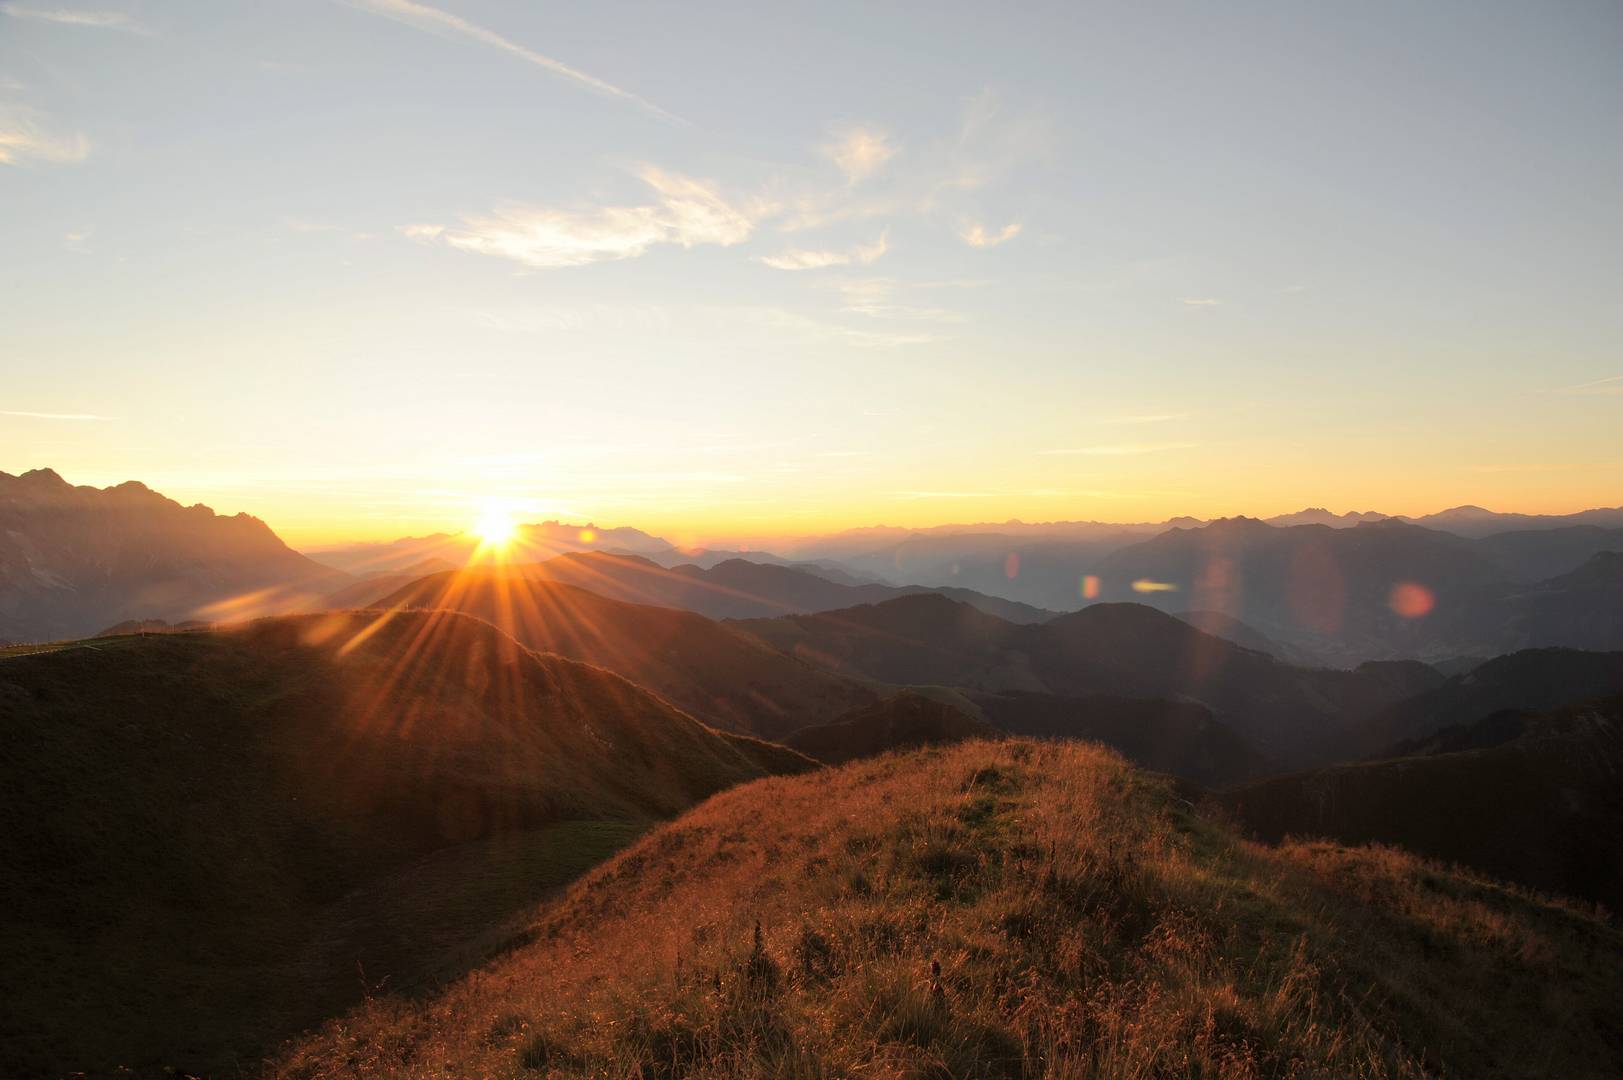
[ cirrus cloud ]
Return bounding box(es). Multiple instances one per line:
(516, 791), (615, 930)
(411, 168), (758, 269)
(759, 231), (888, 271)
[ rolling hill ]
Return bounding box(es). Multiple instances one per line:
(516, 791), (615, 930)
(1222, 696), (1623, 911)
(276, 740), (1623, 1078)
(373, 570), (878, 738)
(0, 468), (346, 643)
(500, 550), (1058, 622)
(1345, 647), (1623, 756)
(0, 610), (811, 1078)
(737, 595), (1441, 766)
(783, 691), (1003, 764)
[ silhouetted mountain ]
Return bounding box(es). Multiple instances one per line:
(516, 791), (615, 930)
(1401, 504), (1623, 538)
(1474, 525), (1623, 582)
(0, 468), (345, 642)
(966, 689), (1273, 786)
(1264, 507), (1388, 528)
(499, 551), (1057, 623)
(0, 610), (810, 1077)
(783, 691), (1001, 764)
(737, 595), (1441, 766)
(1346, 647), (1623, 756)
(1223, 696), (1623, 911)
(1173, 609), (1329, 667)
(1419, 553), (1623, 658)
(1090, 518), (1499, 663)
(373, 570), (877, 738)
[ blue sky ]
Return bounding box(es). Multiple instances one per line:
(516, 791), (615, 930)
(2, 1), (1620, 545)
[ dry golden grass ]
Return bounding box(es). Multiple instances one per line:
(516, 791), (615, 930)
(276, 740), (1623, 1078)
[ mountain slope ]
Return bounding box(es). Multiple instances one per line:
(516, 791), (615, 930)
(967, 689), (1274, 786)
(500, 551), (1059, 622)
(374, 570), (877, 737)
(1222, 697), (1623, 911)
(0, 610), (811, 1078)
(0, 468), (345, 642)
(1347, 647), (1623, 755)
(277, 740), (1623, 1079)
(784, 691), (1003, 763)
(738, 595), (1440, 766)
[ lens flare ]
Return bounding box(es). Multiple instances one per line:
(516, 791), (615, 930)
(1081, 574), (1101, 600)
(1389, 582), (1435, 619)
(1131, 579), (1179, 593)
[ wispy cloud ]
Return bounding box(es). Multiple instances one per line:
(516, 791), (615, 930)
(823, 128), (895, 184)
(1097, 413), (1189, 425)
(1, 408), (113, 420)
(1038, 442), (1199, 456)
(0, 106), (89, 166)
(827, 278), (960, 323)
(1548, 374), (1623, 397)
(0, 3), (152, 33)
(413, 167), (756, 269)
(63, 226), (92, 251)
(1181, 297), (1221, 306)
(343, 0), (682, 123)
(894, 490), (1000, 499)
(959, 221), (1021, 248)
(759, 231), (888, 271)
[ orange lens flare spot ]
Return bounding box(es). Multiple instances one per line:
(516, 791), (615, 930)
(1389, 582), (1435, 619)
(1131, 579), (1179, 593)
(1004, 552), (1021, 580)
(1081, 574), (1100, 600)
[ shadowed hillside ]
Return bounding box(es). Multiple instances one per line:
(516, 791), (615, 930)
(502, 550), (1058, 622)
(967, 690), (1274, 786)
(784, 691), (1003, 763)
(1348, 647), (1623, 756)
(0, 611), (810, 1078)
(374, 570), (877, 737)
(737, 595), (1441, 766)
(1223, 697), (1623, 911)
(276, 741), (1623, 1078)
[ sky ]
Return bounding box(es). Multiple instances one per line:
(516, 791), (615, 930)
(2, 0), (1620, 548)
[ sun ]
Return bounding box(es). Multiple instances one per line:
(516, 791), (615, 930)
(473, 504), (518, 548)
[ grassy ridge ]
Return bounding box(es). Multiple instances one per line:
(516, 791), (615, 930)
(0, 611), (811, 1077)
(277, 740), (1623, 1078)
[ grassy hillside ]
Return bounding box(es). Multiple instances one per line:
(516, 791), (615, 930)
(0, 611), (811, 1078)
(277, 741), (1623, 1078)
(374, 570), (876, 737)
(1223, 696), (1623, 911)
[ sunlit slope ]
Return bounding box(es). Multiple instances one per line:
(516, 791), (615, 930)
(374, 570), (877, 737)
(279, 741), (1623, 1079)
(0, 611), (811, 1078)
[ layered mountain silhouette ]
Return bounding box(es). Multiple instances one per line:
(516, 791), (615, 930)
(372, 570), (878, 738)
(783, 691), (1002, 764)
(1223, 696), (1623, 911)
(504, 551), (1057, 622)
(0, 610), (809, 1076)
(1345, 647), (1623, 756)
(734, 594), (1441, 765)
(0, 469), (344, 643)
